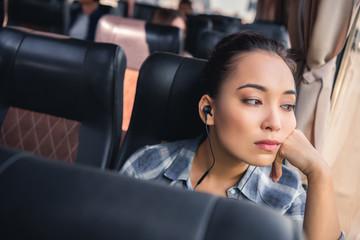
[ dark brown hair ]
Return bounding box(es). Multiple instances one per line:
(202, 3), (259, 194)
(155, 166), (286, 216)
(202, 31), (296, 98)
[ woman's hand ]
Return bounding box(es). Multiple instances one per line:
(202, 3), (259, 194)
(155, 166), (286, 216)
(270, 129), (328, 182)
(271, 130), (341, 240)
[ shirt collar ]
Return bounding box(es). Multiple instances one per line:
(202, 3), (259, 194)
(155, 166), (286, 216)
(235, 165), (261, 203)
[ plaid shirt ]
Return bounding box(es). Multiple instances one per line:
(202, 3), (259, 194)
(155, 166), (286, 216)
(120, 135), (306, 231)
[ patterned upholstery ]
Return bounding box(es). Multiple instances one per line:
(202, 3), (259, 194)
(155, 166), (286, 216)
(0, 108), (80, 163)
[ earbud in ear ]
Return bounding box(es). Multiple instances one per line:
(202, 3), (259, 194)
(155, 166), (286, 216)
(203, 105), (212, 116)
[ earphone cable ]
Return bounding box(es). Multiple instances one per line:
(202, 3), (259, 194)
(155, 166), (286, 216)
(194, 116), (216, 190)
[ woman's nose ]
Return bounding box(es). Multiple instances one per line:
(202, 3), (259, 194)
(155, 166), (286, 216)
(260, 108), (281, 131)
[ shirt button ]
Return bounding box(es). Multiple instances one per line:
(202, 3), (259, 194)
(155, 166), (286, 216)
(230, 189), (236, 195)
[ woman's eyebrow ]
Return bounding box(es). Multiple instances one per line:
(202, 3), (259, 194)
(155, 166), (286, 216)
(237, 84), (296, 96)
(237, 84), (267, 91)
(284, 90), (296, 95)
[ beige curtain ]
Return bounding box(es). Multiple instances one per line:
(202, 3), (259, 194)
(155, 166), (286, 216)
(286, 0), (356, 152)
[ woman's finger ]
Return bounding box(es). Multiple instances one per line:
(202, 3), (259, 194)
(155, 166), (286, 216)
(272, 153), (283, 182)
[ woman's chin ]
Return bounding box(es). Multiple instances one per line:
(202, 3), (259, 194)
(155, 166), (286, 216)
(246, 155), (276, 167)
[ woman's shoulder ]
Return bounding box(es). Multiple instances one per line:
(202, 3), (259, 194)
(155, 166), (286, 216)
(120, 137), (201, 179)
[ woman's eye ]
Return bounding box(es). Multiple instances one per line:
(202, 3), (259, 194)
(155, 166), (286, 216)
(243, 99), (261, 105)
(281, 104), (296, 111)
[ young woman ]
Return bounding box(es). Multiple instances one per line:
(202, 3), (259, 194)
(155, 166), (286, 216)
(120, 32), (343, 240)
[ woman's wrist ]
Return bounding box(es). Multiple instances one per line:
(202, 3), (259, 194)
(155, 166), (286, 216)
(304, 157), (332, 183)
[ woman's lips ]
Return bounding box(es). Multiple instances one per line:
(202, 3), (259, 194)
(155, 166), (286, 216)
(255, 140), (281, 151)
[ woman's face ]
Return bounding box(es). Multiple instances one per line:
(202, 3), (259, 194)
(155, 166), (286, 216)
(212, 50), (296, 166)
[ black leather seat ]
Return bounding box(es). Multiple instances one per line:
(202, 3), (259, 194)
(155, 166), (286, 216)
(239, 20), (289, 48)
(193, 22), (290, 59)
(132, 2), (161, 22)
(0, 27), (126, 169)
(7, 0), (70, 34)
(115, 52), (206, 170)
(0, 146), (304, 240)
(199, 14), (243, 34)
(193, 29), (225, 59)
(185, 15), (213, 56)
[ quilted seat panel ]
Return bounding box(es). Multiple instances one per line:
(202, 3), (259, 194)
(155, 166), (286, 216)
(0, 108), (80, 163)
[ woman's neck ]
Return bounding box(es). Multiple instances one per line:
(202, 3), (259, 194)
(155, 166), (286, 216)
(191, 136), (249, 196)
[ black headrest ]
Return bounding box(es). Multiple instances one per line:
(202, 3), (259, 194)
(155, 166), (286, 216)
(239, 21), (289, 48)
(194, 30), (225, 59)
(145, 23), (183, 54)
(116, 52), (206, 169)
(133, 2), (161, 21)
(185, 15), (213, 55)
(7, 0), (69, 34)
(0, 27), (126, 168)
(0, 147), (304, 240)
(193, 22), (289, 59)
(199, 14), (243, 34)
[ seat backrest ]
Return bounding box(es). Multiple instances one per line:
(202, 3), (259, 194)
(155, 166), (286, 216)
(199, 13), (243, 34)
(7, 0), (70, 34)
(132, 2), (161, 21)
(115, 52), (206, 170)
(0, 146), (304, 240)
(193, 29), (225, 59)
(238, 20), (289, 48)
(95, 15), (183, 133)
(185, 14), (213, 56)
(0, 27), (126, 169)
(193, 23), (290, 59)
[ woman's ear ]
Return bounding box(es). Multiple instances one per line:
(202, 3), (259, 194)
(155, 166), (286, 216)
(198, 95), (214, 125)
